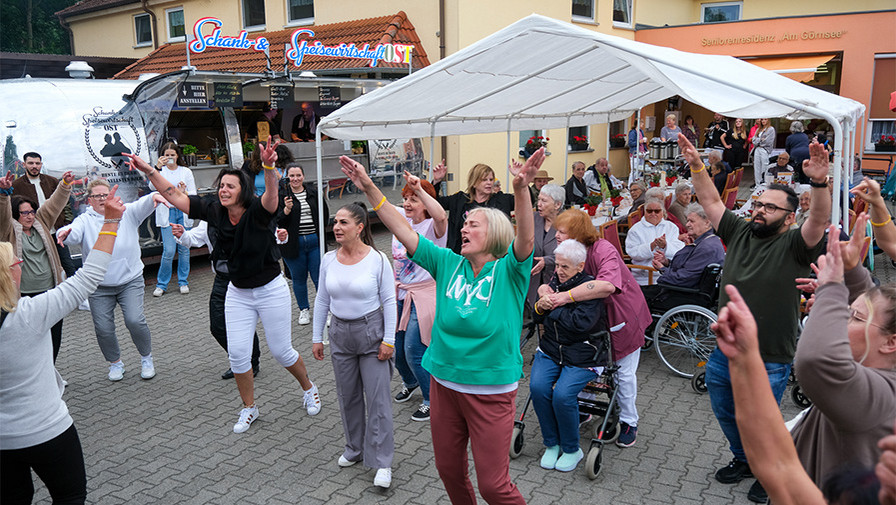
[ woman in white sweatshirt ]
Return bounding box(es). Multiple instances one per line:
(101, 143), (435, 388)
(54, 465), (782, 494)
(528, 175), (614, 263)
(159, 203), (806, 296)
(0, 185), (124, 505)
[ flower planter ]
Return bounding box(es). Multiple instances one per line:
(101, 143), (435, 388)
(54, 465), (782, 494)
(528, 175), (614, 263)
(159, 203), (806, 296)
(874, 143), (896, 152)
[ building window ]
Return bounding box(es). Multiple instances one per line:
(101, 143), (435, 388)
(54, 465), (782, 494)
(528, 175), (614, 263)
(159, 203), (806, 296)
(287, 0), (314, 24)
(613, 0), (632, 26)
(572, 0), (594, 20)
(568, 126), (590, 151)
(243, 0), (266, 30)
(868, 56), (896, 149)
(166, 7), (185, 41)
(701, 2), (742, 23)
(134, 13), (152, 46)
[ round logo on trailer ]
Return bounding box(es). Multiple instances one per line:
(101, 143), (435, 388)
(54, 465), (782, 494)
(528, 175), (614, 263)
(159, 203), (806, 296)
(82, 108), (142, 169)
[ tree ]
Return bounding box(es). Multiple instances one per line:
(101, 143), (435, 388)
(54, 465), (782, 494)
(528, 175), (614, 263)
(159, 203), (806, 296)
(1, 0), (78, 54)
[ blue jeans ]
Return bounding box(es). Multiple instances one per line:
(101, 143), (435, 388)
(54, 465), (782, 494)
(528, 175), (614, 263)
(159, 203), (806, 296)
(705, 348), (791, 462)
(282, 233), (320, 310)
(156, 208), (189, 290)
(529, 351), (598, 453)
(394, 299), (430, 404)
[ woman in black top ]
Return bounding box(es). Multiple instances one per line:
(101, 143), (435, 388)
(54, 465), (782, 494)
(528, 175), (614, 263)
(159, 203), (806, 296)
(431, 161), (514, 253)
(277, 163), (328, 325)
(125, 142), (321, 434)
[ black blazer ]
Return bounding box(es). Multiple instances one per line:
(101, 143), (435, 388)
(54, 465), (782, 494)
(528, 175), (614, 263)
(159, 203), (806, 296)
(276, 179), (329, 258)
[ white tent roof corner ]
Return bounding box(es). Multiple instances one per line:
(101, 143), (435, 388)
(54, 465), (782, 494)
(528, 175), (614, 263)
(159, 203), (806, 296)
(319, 14), (864, 141)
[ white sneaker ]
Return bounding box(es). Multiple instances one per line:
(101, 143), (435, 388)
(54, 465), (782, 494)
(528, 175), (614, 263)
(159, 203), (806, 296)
(298, 308), (311, 325)
(152, 287), (165, 297)
(374, 468), (392, 488)
(304, 383), (321, 416)
(108, 362), (124, 381)
(233, 405), (259, 433)
(140, 356), (155, 380)
(337, 455), (358, 467)
(179, 285), (190, 294)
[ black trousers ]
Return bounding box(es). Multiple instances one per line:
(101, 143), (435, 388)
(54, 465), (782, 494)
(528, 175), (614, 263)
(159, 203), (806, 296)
(210, 273), (260, 369)
(0, 424), (87, 505)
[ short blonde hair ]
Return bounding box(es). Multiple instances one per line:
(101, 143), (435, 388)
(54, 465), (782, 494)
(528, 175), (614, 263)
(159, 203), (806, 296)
(666, 114), (677, 123)
(86, 178), (111, 196)
(466, 207), (513, 258)
(0, 242), (20, 312)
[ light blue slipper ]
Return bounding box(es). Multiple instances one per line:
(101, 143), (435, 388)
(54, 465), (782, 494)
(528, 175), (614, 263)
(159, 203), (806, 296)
(540, 445), (561, 469)
(555, 449), (584, 472)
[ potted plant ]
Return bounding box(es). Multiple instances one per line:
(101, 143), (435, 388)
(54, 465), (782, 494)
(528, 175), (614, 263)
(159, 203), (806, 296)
(875, 134), (896, 152)
(243, 141), (256, 158)
(570, 135), (589, 151)
(351, 140), (368, 154)
(608, 187), (623, 207)
(181, 144), (198, 166)
(665, 167), (678, 186)
(648, 171), (661, 187)
(610, 133), (627, 148)
(583, 194), (603, 216)
(525, 135), (549, 154)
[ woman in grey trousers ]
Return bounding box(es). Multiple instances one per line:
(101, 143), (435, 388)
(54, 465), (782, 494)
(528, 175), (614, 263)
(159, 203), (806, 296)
(312, 202), (396, 489)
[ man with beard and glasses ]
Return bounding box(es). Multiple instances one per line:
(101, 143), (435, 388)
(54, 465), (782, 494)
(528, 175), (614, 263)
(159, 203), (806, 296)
(678, 134), (830, 504)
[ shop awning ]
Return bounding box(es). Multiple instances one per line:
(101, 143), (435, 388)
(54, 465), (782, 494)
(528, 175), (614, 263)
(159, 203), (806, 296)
(743, 54), (836, 82)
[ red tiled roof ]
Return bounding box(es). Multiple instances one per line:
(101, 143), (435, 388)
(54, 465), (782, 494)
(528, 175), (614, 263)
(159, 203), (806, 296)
(56, 0), (139, 18)
(114, 12), (429, 79)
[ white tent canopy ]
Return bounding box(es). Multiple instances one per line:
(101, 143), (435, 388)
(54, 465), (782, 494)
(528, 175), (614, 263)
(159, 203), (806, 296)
(318, 14), (863, 139)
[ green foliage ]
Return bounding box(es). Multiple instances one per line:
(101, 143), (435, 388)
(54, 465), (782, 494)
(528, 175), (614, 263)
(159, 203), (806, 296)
(181, 144), (198, 155)
(1, 0), (77, 54)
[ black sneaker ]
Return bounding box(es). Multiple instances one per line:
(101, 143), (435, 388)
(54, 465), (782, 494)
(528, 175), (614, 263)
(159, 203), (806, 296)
(411, 404), (430, 421)
(394, 384), (418, 403)
(747, 480), (768, 503)
(715, 458), (753, 484)
(616, 422), (637, 448)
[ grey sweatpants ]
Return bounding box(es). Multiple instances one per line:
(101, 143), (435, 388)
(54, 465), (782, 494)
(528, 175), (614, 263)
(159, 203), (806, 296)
(87, 275), (152, 362)
(330, 310), (394, 469)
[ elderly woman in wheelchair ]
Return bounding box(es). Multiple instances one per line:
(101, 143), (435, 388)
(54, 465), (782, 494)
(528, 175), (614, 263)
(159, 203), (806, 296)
(530, 239), (609, 472)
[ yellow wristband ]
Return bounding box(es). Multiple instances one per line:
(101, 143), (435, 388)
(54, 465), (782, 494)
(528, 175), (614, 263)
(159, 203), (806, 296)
(568, 291), (575, 302)
(870, 216), (893, 227)
(262, 164), (275, 170)
(691, 165), (706, 174)
(381, 342), (394, 348)
(534, 304), (544, 315)
(372, 196), (387, 212)
(98, 231), (117, 237)
(62, 179), (72, 186)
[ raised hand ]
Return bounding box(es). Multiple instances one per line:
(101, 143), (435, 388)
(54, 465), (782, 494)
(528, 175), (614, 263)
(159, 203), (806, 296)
(0, 171), (14, 190)
(170, 223), (185, 238)
(103, 185), (125, 221)
(259, 139), (282, 167)
(840, 213), (867, 270)
(850, 177), (884, 205)
(802, 140), (829, 183)
(512, 148), (543, 191)
(123, 153), (154, 175)
(678, 134), (702, 170)
(712, 284), (759, 361)
(432, 159), (447, 183)
(61, 171), (75, 185)
(283, 195), (294, 214)
(815, 224), (845, 286)
(338, 155), (374, 192)
(403, 171), (422, 193)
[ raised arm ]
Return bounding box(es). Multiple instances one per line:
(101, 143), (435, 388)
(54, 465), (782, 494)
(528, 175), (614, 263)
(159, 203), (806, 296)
(679, 133), (725, 229)
(0, 172), (14, 241)
(339, 156), (419, 255)
(407, 171), (448, 238)
(258, 140), (282, 214)
(851, 177), (896, 261)
(36, 172), (74, 226)
(799, 141), (832, 248)
(512, 148), (544, 261)
(125, 153), (191, 213)
(713, 285), (825, 505)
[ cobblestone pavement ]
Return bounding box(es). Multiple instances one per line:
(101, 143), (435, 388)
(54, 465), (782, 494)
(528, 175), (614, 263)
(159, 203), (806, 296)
(31, 227), (895, 504)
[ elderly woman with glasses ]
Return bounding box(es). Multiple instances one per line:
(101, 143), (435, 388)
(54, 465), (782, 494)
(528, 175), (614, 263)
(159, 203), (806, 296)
(0, 186), (125, 505)
(0, 170), (74, 363)
(528, 183), (565, 307)
(625, 197), (685, 286)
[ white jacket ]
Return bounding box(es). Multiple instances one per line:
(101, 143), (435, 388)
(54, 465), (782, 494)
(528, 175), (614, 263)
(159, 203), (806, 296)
(149, 165), (196, 228)
(59, 193), (157, 286)
(625, 219), (685, 286)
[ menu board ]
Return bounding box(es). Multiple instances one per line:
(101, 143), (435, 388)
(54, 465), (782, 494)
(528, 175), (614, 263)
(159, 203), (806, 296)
(270, 85), (294, 110)
(318, 86), (342, 109)
(214, 82), (243, 107)
(177, 82), (209, 108)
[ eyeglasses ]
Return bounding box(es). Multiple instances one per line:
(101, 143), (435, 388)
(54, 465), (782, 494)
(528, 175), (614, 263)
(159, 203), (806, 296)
(645, 208), (663, 214)
(88, 194), (109, 200)
(752, 201), (794, 214)
(18, 210), (35, 216)
(849, 309), (888, 332)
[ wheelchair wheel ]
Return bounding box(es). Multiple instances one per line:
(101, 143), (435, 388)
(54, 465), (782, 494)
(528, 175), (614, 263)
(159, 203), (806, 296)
(510, 425), (525, 459)
(585, 443), (604, 480)
(691, 370), (707, 394)
(791, 384), (812, 409)
(653, 305), (717, 378)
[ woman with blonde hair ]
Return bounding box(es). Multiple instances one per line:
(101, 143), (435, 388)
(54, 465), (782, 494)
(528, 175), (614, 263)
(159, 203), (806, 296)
(0, 186), (125, 505)
(430, 161), (515, 253)
(721, 118), (748, 170)
(340, 148), (544, 505)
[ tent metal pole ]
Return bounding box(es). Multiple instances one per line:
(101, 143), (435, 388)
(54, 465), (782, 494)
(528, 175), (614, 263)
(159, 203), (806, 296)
(429, 122), (436, 182)
(843, 121), (853, 230)
(564, 116), (571, 184)
(315, 127), (325, 259)
(506, 120), (512, 190)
